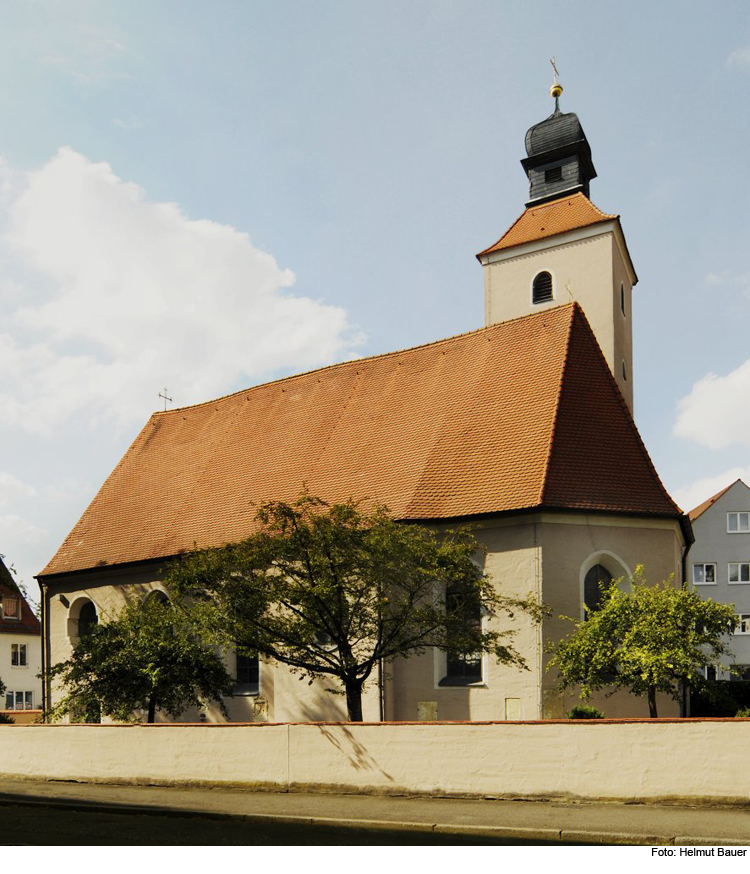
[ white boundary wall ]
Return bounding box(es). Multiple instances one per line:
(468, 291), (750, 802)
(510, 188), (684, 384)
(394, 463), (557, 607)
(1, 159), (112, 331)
(0, 719), (747, 803)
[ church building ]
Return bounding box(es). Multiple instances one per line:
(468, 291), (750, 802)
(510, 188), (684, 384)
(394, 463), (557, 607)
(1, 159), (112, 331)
(37, 80), (690, 722)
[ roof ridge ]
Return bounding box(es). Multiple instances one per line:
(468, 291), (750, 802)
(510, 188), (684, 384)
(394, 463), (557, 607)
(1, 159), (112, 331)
(539, 304), (578, 505)
(154, 304), (578, 417)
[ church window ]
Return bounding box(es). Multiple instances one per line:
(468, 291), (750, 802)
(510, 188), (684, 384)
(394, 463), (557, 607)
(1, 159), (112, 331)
(234, 653), (260, 694)
(545, 166), (563, 183)
(620, 283), (626, 316)
(439, 585), (482, 685)
(78, 601), (98, 638)
(584, 564), (612, 614)
(532, 271), (553, 304)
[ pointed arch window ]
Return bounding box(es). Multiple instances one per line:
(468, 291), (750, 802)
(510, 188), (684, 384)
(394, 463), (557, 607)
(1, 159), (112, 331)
(584, 564), (612, 615)
(532, 271), (553, 304)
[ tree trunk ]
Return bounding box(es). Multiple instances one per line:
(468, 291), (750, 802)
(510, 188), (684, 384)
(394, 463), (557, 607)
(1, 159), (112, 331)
(647, 685), (658, 718)
(344, 678), (364, 722)
(147, 694), (157, 724)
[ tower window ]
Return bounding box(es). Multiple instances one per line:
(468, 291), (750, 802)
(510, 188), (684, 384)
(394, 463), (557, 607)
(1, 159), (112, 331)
(620, 283), (626, 316)
(532, 271), (553, 304)
(545, 166), (563, 183)
(622, 361), (627, 381)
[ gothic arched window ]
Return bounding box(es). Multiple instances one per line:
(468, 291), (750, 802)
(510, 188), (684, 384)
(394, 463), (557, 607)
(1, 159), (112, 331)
(78, 601), (98, 638)
(584, 564), (612, 615)
(532, 271), (553, 304)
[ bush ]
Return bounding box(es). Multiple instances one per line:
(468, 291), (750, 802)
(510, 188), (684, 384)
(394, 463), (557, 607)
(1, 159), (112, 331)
(690, 679), (750, 717)
(735, 706), (750, 718)
(0, 712), (15, 725)
(566, 705), (604, 719)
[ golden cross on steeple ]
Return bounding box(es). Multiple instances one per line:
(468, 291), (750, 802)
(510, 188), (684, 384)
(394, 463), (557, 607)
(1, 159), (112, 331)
(549, 57), (563, 113)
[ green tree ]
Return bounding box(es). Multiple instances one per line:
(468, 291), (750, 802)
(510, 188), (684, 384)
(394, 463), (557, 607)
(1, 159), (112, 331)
(47, 597), (234, 723)
(166, 494), (543, 721)
(547, 569), (738, 717)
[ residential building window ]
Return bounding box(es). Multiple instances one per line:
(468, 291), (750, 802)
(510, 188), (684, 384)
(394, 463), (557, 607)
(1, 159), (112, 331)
(693, 563), (716, 585)
(584, 564), (612, 614)
(532, 271), (553, 304)
(11, 643), (27, 666)
(704, 665), (717, 681)
(736, 615), (750, 635)
(233, 653), (259, 694)
(731, 665), (750, 682)
(1, 597), (19, 620)
(728, 512), (750, 533)
(439, 585), (482, 685)
(4, 691), (33, 710)
(729, 563), (750, 584)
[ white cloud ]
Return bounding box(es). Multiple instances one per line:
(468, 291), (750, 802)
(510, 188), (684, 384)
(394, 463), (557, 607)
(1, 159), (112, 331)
(0, 147), (360, 433)
(0, 471), (37, 508)
(672, 467), (750, 516)
(727, 47), (750, 69)
(0, 513), (47, 546)
(673, 360), (750, 450)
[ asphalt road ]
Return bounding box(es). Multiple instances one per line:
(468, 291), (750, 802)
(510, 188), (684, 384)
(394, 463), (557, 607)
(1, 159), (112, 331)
(0, 799), (573, 845)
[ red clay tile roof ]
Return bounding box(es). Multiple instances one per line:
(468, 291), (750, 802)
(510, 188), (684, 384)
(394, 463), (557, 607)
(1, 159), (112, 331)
(688, 479), (744, 522)
(477, 192), (618, 257)
(0, 559), (40, 635)
(39, 304), (681, 578)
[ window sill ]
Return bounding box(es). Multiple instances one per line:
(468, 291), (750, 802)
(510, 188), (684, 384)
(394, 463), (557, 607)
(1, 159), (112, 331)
(438, 677), (486, 688)
(230, 689), (260, 698)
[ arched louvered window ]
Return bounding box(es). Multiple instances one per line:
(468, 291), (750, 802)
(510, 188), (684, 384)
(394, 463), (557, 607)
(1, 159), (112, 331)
(584, 564), (612, 615)
(532, 271), (553, 304)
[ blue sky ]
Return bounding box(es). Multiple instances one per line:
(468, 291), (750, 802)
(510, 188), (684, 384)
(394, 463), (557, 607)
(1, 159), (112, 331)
(1, 1), (749, 599)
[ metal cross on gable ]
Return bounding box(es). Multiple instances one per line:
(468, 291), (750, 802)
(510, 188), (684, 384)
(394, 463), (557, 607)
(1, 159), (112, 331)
(158, 388), (173, 411)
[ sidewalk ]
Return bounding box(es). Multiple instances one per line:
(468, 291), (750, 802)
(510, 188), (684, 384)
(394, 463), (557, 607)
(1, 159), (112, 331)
(1, 777), (750, 845)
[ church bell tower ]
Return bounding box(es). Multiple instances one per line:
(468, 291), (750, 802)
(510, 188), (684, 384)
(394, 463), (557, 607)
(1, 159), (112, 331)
(477, 68), (638, 413)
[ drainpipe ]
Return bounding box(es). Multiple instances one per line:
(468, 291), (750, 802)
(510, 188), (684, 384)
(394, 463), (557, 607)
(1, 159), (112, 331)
(679, 514), (695, 718)
(38, 579), (47, 718)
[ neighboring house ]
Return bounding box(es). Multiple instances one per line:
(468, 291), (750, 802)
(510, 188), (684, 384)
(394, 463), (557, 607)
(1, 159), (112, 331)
(36, 86), (691, 722)
(689, 479), (750, 680)
(0, 557), (42, 719)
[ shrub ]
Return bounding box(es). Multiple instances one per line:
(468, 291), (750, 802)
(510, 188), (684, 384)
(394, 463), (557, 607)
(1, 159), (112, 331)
(566, 704), (604, 719)
(735, 706), (750, 718)
(0, 712), (15, 725)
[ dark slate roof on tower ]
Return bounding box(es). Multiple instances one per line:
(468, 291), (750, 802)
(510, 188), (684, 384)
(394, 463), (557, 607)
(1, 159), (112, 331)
(39, 303), (683, 579)
(525, 111), (587, 157)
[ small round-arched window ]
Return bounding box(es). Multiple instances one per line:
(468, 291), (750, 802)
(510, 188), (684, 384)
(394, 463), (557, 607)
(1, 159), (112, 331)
(532, 271), (553, 304)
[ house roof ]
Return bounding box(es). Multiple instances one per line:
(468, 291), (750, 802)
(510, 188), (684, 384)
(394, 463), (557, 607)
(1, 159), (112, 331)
(39, 303), (682, 579)
(0, 559), (40, 635)
(476, 192), (618, 258)
(689, 479), (747, 522)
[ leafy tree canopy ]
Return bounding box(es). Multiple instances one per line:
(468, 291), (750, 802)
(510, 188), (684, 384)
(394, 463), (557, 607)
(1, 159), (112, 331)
(547, 568), (738, 717)
(48, 597), (234, 723)
(166, 493), (543, 720)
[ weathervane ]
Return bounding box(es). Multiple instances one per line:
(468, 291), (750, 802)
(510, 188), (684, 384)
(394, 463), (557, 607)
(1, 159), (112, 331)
(549, 57), (563, 113)
(158, 388), (173, 412)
